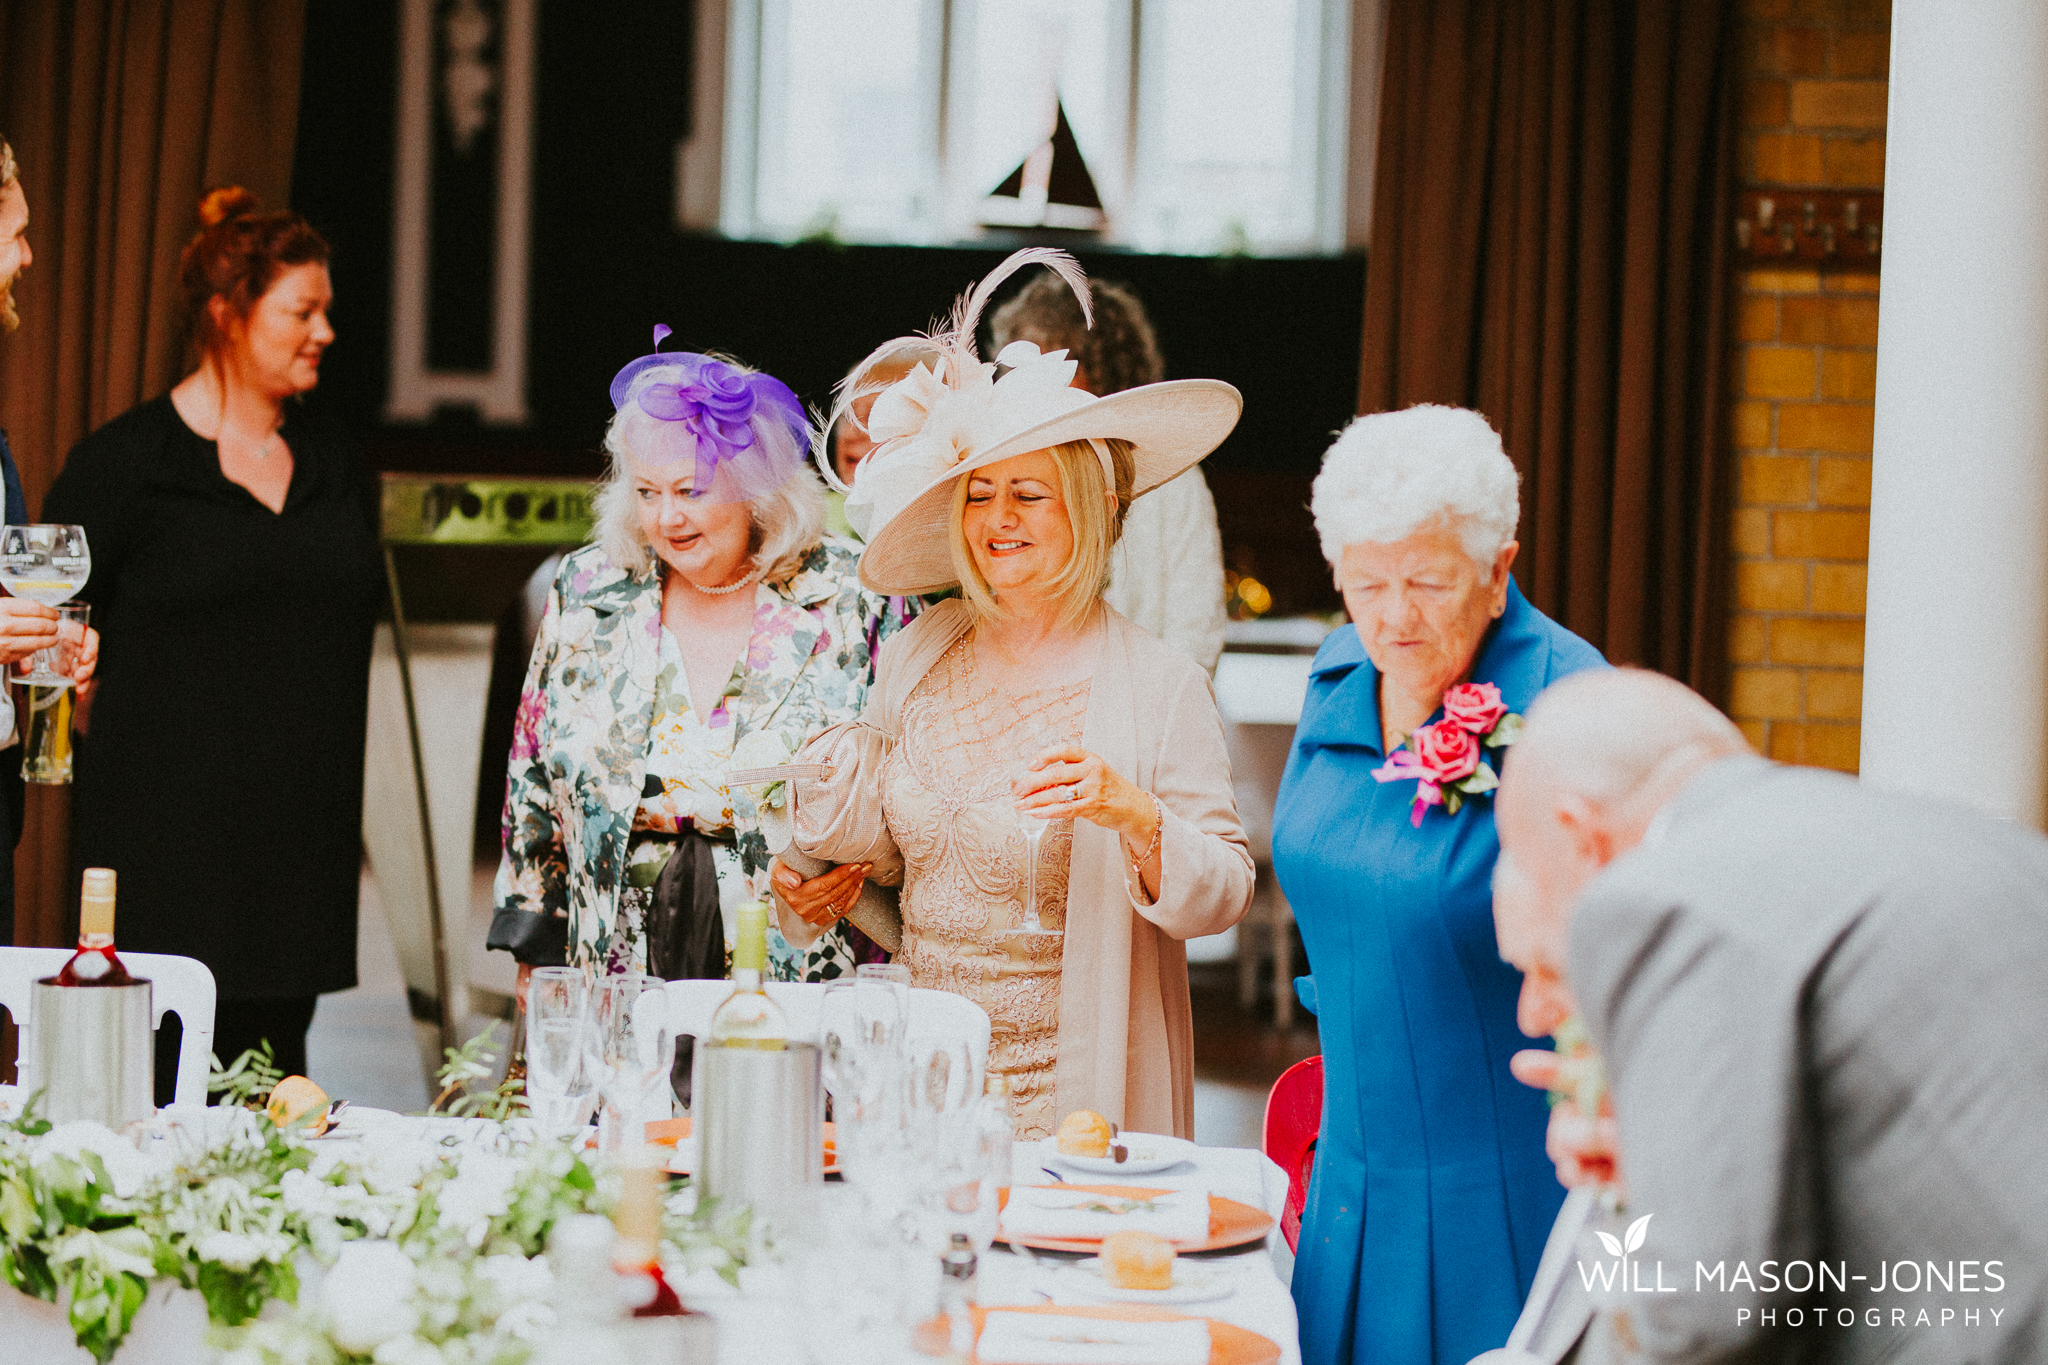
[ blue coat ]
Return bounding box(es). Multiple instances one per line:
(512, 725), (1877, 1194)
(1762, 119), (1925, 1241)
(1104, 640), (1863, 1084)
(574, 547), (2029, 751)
(0, 430), (26, 524)
(1273, 580), (1606, 1365)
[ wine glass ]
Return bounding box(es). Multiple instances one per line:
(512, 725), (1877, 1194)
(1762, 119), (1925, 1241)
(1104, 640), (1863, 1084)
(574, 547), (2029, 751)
(525, 967), (597, 1139)
(906, 1034), (976, 1123)
(820, 980), (872, 1107)
(1008, 729), (1066, 938)
(788, 1184), (919, 1364)
(591, 974), (676, 1158)
(853, 962), (910, 1056)
(934, 1118), (1002, 1257)
(0, 525), (90, 685)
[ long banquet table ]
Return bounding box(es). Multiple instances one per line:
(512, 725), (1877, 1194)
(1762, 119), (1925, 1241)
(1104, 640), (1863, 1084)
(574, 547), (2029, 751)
(0, 1105), (1302, 1365)
(688, 1137), (1301, 1365)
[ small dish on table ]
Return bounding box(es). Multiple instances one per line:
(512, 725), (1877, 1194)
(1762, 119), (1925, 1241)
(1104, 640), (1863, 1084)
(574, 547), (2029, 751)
(1048, 1131), (1199, 1176)
(1057, 1256), (1233, 1304)
(996, 1184), (1275, 1255)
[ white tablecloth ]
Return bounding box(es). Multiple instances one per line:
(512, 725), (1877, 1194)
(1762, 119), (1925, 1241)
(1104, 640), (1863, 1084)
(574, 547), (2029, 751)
(682, 1138), (1301, 1365)
(0, 1112), (1302, 1365)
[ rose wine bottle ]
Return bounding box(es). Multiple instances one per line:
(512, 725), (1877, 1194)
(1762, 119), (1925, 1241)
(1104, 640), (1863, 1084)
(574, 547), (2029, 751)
(54, 868), (134, 987)
(613, 1160), (687, 1317)
(705, 901), (786, 1050)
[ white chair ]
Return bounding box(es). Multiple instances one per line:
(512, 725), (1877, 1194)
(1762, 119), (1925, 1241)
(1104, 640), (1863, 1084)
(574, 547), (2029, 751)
(657, 978), (992, 1089)
(0, 947), (217, 1108)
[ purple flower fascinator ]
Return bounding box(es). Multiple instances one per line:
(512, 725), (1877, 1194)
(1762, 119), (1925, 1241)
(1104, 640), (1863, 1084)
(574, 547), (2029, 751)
(608, 325), (811, 504)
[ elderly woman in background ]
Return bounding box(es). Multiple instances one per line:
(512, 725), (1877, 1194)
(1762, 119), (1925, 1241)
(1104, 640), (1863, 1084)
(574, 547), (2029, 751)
(990, 274), (1226, 673)
(1273, 405), (1607, 1365)
(786, 251), (1253, 1138)
(488, 332), (900, 988)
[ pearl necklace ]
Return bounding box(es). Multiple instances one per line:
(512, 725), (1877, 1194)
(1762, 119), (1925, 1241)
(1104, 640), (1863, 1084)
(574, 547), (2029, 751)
(687, 566), (761, 596)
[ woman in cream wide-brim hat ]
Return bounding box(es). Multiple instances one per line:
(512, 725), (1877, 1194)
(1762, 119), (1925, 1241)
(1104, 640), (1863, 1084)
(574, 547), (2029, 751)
(779, 249), (1255, 1139)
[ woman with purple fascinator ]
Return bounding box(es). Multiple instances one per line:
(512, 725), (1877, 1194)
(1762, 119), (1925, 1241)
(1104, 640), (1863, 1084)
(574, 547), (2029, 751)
(487, 331), (910, 1010)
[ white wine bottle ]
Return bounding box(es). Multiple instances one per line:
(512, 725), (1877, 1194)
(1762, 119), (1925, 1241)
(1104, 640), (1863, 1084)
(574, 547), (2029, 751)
(705, 902), (786, 1050)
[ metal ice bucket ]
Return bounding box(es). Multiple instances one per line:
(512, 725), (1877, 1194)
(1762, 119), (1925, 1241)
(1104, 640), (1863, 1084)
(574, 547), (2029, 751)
(695, 1040), (823, 1206)
(31, 977), (153, 1128)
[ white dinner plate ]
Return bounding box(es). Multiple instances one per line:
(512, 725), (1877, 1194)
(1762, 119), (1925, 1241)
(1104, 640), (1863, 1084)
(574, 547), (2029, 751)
(1046, 1132), (1198, 1176)
(1055, 1257), (1232, 1304)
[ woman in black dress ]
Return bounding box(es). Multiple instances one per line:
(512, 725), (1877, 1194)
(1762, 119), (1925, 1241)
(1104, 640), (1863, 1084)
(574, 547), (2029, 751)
(43, 187), (381, 1089)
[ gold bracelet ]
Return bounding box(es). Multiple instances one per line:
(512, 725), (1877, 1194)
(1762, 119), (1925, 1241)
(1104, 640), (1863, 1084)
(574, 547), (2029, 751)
(1129, 793), (1163, 868)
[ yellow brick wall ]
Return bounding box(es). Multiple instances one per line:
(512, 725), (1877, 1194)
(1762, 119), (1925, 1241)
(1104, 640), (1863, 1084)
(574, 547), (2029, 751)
(1728, 0), (1889, 772)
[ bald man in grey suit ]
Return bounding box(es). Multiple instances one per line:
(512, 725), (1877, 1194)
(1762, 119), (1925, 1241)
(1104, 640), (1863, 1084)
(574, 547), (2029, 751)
(1487, 669), (2048, 1364)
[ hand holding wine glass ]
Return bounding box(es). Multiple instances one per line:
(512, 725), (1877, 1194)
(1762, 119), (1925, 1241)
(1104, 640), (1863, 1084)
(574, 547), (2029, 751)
(1012, 735), (1165, 901)
(0, 599), (60, 666)
(1007, 729), (1068, 938)
(0, 525), (89, 685)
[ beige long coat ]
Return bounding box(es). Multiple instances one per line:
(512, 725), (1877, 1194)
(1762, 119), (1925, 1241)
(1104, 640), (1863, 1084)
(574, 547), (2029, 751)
(791, 599), (1255, 1137)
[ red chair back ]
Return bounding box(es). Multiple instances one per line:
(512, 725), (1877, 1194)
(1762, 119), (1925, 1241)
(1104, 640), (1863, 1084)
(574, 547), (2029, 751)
(1262, 1054), (1324, 1252)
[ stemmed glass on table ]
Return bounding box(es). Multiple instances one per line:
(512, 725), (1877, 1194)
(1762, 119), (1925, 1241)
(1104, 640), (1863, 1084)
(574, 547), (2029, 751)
(826, 972), (909, 1189)
(524, 967), (598, 1139)
(908, 1034), (997, 1255)
(787, 1184), (914, 1365)
(854, 961), (910, 1048)
(1007, 729), (1066, 938)
(591, 973), (677, 1158)
(820, 980), (878, 1115)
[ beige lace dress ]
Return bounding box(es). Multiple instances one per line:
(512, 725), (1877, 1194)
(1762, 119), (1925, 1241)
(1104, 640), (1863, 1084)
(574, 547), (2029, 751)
(884, 635), (1087, 1137)
(793, 599), (1256, 1139)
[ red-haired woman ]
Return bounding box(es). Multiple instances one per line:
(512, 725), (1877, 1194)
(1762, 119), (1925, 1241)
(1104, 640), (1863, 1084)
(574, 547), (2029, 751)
(43, 187), (381, 1091)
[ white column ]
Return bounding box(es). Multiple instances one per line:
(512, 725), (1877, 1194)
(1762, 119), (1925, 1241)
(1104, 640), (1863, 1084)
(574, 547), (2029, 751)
(1861, 0), (2048, 826)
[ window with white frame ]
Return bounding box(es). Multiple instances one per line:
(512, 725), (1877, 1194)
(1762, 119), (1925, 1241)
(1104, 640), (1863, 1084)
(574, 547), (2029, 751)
(718, 0), (1353, 255)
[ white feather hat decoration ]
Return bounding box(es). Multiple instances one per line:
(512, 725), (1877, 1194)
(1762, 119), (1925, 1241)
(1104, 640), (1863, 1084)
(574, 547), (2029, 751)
(833, 248), (1242, 596)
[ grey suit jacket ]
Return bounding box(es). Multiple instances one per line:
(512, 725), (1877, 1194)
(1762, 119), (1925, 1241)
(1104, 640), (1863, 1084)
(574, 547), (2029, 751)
(1561, 756), (2048, 1364)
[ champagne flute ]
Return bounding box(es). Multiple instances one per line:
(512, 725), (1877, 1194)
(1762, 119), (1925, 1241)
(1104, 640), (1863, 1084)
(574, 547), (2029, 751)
(853, 962), (910, 1057)
(0, 525), (90, 685)
(820, 980), (870, 1105)
(592, 974), (676, 1157)
(1008, 729), (1066, 938)
(907, 1034), (975, 1128)
(525, 967), (597, 1139)
(941, 1119), (1003, 1257)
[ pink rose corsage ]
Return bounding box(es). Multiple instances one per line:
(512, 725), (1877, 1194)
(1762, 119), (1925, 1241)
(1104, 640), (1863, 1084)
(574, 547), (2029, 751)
(1372, 681), (1524, 827)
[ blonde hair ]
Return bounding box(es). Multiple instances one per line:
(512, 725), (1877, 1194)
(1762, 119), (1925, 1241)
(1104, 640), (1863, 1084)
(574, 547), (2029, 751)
(592, 422), (826, 587)
(949, 439), (1134, 632)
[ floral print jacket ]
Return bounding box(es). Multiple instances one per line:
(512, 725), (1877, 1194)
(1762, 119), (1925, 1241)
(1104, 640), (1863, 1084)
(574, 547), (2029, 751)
(487, 537), (906, 979)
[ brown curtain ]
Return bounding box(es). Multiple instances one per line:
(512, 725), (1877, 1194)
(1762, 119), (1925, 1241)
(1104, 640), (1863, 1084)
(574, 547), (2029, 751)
(0, 0), (307, 952)
(1359, 0), (1736, 702)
